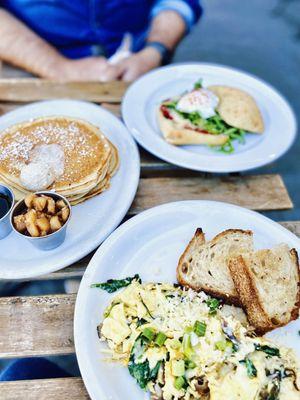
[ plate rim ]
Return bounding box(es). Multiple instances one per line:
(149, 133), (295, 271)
(122, 62), (297, 172)
(74, 199), (300, 400)
(0, 99), (140, 279)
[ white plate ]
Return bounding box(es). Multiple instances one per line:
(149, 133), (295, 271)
(122, 63), (297, 172)
(0, 100), (140, 279)
(74, 200), (300, 400)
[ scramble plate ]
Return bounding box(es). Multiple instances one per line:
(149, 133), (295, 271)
(74, 201), (300, 400)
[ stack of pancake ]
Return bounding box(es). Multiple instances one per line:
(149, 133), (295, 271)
(0, 116), (119, 205)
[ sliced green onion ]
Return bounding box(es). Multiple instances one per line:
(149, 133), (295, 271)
(142, 328), (155, 342)
(215, 340), (227, 351)
(182, 334), (194, 358)
(184, 326), (193, 334)
(171, 360), (185, 377)
(185, 359), (196, 369)
(206, 298), (220, 315)
(170, 339), (181, 350)
(193, 321), (206, 337)
(155, 332), (167, 347)
(174, 376), (186, 390)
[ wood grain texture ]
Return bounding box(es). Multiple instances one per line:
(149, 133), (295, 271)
(0, 378), (89, 400)
(0, 294), (75, 358)
(0, 79), (128, 102)
(0, 220), (299, 358)
(130, 175), (293, 213)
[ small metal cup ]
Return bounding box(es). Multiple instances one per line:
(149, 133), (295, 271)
(0, 185), (14, 240)
(11, 191), (72, 251)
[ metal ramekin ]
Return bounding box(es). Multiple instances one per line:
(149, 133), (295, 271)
(0, 184), (15, 240)
(10, 191), (72, 251)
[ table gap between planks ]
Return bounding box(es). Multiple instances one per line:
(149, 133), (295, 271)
(0, 78), (298, 399)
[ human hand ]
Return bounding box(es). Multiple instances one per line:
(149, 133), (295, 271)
(51, 56), (122, 82)
(117, 47), (162, 81)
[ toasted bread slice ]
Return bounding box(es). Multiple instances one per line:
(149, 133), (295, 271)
(157, 108), (228, 146)
(177, 228), (253, 305)
(229, 244), (300, 334)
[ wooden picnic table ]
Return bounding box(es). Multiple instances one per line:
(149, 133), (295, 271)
(0, 78), (299, 399)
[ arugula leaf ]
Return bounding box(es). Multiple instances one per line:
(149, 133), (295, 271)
(255, 344), (280, 357)
(240, 358), (257, 378)
(194, 79), (203, 89)
(91, 274), (141, 293)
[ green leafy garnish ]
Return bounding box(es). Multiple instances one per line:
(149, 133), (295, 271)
(255, 344), (280, 357)
(128, 334), (162, 389)
(149, 361), (162, 380)
(240, 358), (257, 378)
(206, 298), (220, 315)
(194, 79), (203, 89)
(91, 274), (141, 293)
(128, 360), (151, 389)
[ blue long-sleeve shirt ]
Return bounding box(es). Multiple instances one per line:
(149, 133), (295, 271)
(2, 0), (202, 58)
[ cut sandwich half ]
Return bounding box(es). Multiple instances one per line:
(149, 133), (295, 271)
(208, 85), (264, 134)
(228, 244), (300, 334)
(157, 106), (228, 146)
(177, 228), (254, 305)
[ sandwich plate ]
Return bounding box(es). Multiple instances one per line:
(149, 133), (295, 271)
(122, 63), (297, 172)
(0, 100), (140, 279)
(74, 200), (300, 400)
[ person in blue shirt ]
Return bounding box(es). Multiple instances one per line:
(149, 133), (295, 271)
(0, 1), (202, 81)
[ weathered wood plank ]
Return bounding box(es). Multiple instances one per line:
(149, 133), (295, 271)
(0, 378), (89, 400)
(0, 221), (299, 358)
(0, 79), (128, 103)
(280, 221), (300, 237)
(130, 175), (293, 213)
(0, 294), (75, 358)
(0, 102), (20, 116)
(0, 101), (123, 116)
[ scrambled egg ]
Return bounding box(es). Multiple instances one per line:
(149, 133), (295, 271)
(99, 280), (300, 400)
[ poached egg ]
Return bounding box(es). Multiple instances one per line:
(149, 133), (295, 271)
(176, 88), (219, 119)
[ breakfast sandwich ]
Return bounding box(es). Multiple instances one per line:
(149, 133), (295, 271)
(158, 80), (264, 153)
